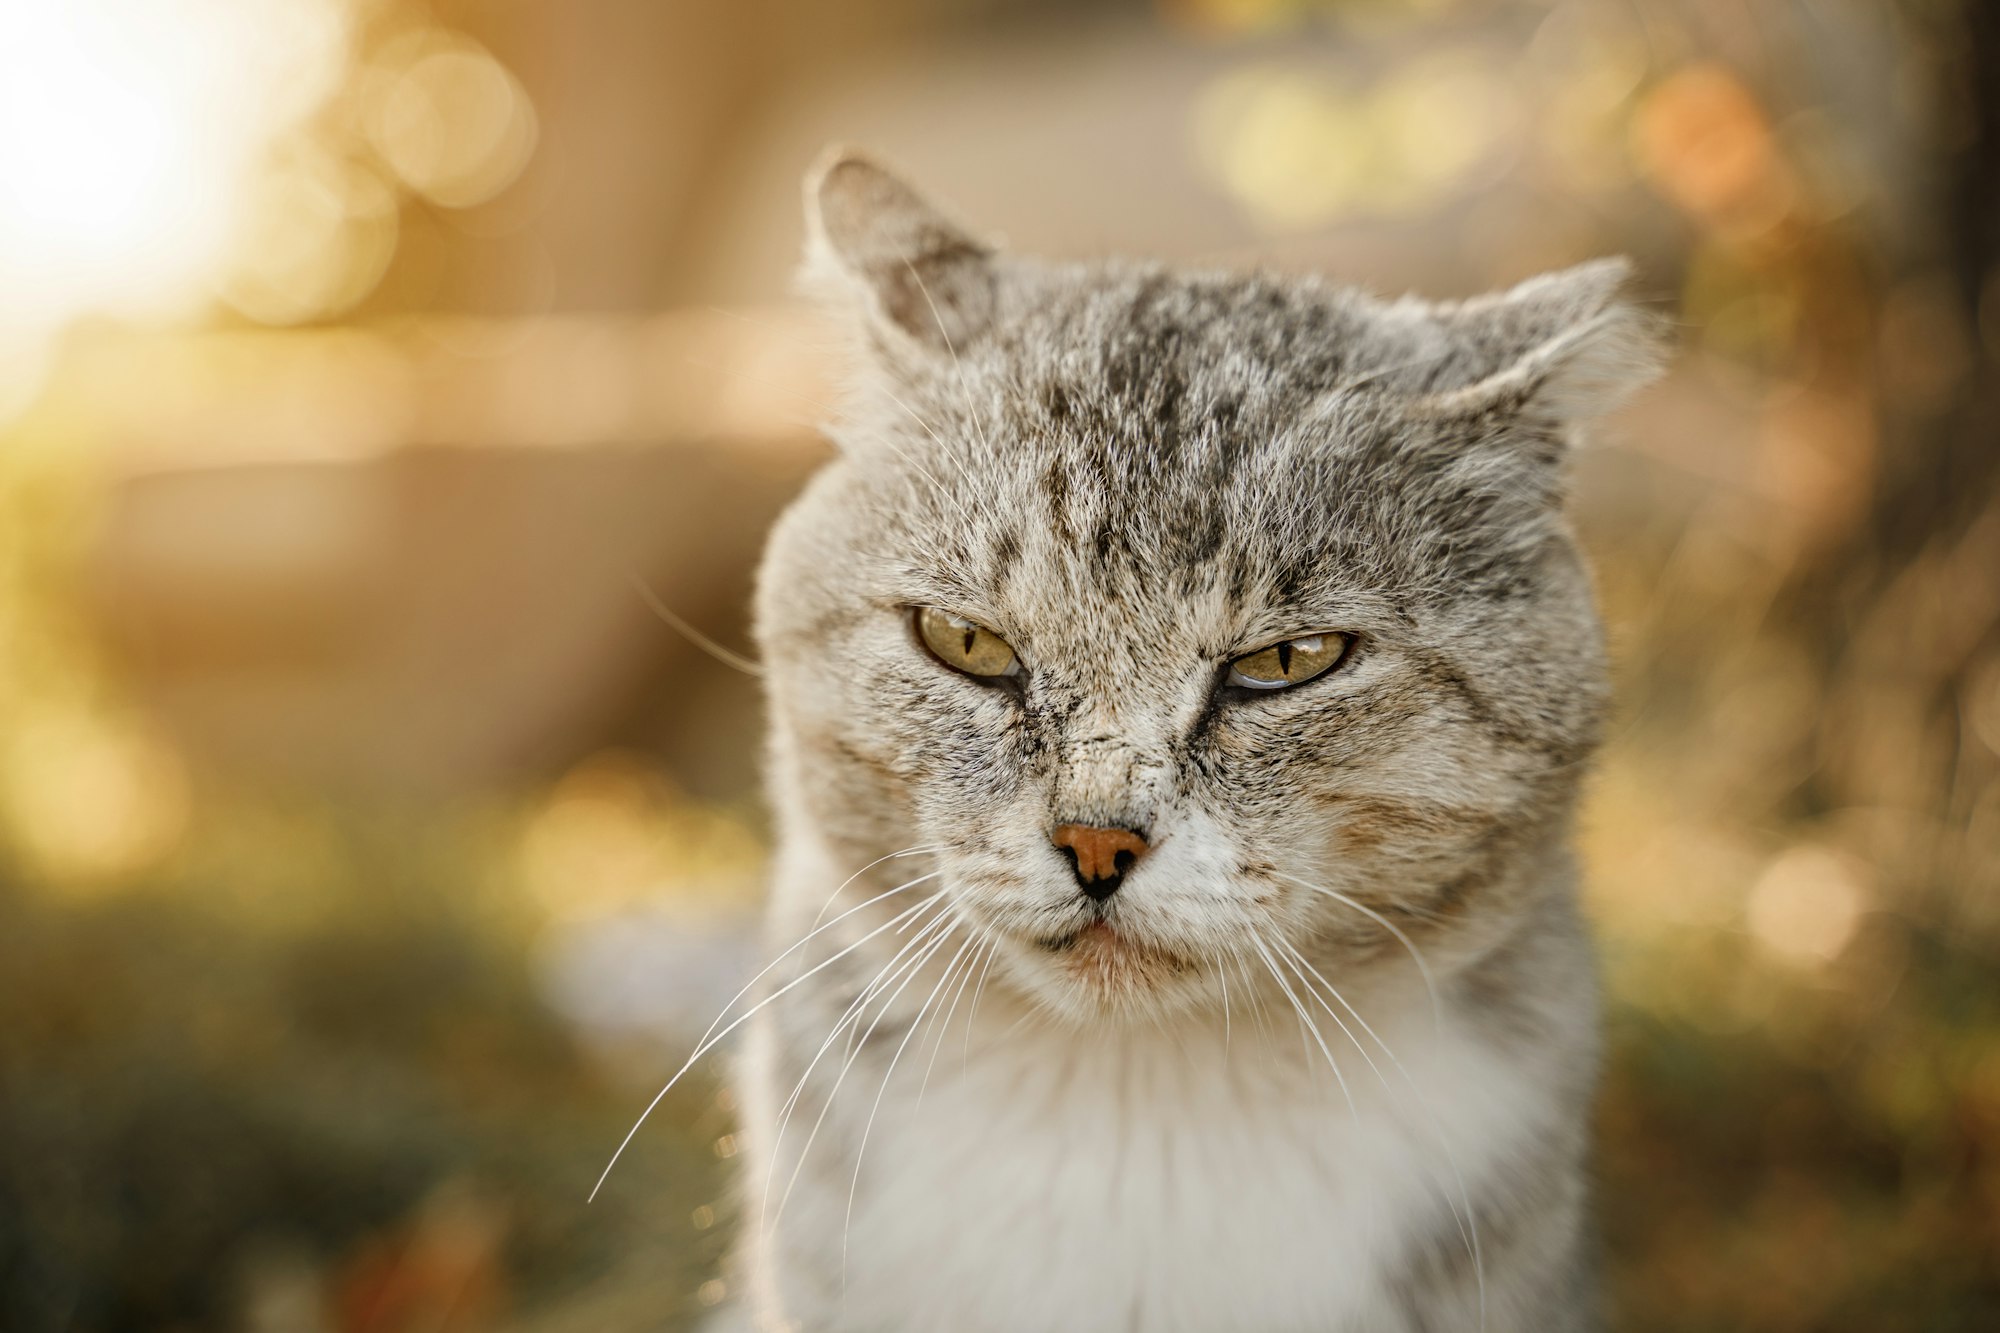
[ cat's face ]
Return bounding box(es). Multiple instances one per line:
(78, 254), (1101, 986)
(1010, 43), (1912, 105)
(758, 153), (1661, 1024)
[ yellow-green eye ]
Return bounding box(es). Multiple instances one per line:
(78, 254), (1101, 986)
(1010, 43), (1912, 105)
(915, 607), (1020, 678)
(1227, 633), (1353, 691)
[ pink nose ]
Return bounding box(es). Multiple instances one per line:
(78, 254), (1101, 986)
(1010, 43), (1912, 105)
(1050, 824), (1150, 901)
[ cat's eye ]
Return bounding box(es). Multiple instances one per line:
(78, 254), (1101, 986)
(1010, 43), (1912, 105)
(1226, 633), (1353, 691)
(915, 607), (1020, 679)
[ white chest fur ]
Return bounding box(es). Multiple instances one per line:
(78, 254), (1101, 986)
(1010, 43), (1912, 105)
(760, 999), (1544, 1333)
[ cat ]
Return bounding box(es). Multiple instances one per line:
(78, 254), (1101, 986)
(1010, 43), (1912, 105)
(715, 148), (1663, 1332)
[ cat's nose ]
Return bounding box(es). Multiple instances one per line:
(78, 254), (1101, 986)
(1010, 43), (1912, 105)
(1050, 823), (1150, 901)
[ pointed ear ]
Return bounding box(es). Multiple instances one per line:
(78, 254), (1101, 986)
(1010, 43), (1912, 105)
(1416, 259), (1668, 423)
(802, 147), (997, 354)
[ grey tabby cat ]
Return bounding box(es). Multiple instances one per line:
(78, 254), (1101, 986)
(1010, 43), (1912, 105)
(715, 149), (1662, 1332)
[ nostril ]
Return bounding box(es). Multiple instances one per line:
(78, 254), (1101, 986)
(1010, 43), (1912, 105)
(1079, 874), (1121, 903)
(1049, 823), (1150, 900)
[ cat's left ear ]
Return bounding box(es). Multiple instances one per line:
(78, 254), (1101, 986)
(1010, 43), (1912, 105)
(802, 146), (997, 355)
(1416, 259), (1667, 424)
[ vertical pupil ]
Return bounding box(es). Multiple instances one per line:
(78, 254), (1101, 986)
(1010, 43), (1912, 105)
(1276, 641), (1293, 676)
(962, 628), (977, 657)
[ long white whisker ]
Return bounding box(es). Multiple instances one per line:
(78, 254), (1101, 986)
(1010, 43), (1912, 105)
(1272, 939), (1386, 1094)
(1217, 954), (1233, 1057)
(761, 899), (957, 1221)
(766, 899), (955, 1175)
(760, 904), (956, 1232)
(588, 873), (941, 1202)
(960, 929), (1000, 1071)
(916, 928), (988, 1110)
(1273, 870), (1442, 1030)
(1249, 932), (1355, 1119)
(1229, 949), (1274, 1061)
(625, 570), (764, 677)
(717, 869), (936, 1063)
(1276, 936), (1486, 1331)
(810, 845), (941, 931)
(770, 913), (958, 1233)
(843, 920), (982, 1276)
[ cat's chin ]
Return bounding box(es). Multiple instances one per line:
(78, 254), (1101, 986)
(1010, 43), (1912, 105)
(1013, 920), (1212, 1021)
(1036, 919), (1182, 966)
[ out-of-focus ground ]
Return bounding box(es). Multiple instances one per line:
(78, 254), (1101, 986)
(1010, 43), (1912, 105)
(1, 1), (1996, 1329)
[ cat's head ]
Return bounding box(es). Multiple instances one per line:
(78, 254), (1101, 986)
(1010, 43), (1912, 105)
(757, 149), (1664, 1024)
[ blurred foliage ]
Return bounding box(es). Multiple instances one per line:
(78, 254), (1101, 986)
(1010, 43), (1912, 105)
(0, 802), (734, 1332)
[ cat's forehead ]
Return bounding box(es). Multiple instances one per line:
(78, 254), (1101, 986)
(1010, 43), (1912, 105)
(825, 236), (1659, 641)
(874, 270), (1419, 625)
(990, 263), (1408, 429)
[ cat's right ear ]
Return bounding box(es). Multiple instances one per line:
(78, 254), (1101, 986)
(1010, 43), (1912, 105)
(1413, 260), (1667, 424)
(802, 147), (997, 356)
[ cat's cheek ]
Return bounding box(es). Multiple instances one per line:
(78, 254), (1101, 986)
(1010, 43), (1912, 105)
(897, 694), (1029, 809)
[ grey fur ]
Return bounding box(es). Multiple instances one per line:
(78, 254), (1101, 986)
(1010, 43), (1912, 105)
(722, 148), (1665, 1332)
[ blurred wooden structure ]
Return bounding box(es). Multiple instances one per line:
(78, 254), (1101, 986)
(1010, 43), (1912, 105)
(84, 311), (826, 795)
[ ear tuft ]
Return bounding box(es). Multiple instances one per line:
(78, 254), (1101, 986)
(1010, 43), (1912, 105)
(1419, 258), (1669, 422)
(802, 147), (996, 353)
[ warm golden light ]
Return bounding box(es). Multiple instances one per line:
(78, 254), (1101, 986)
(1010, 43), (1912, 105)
(0, 0), (349, 414)
(1747, 845), (1870, 966)
(1192, 66), (1368, 230)
(0, 712), (191, 884)
(517, 752), (762, 922)
(220, 146), (400, 326)
(1191, 50), (1518, 232)
(367, 35), (539, 210)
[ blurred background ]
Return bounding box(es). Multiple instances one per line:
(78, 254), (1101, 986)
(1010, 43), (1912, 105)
(1, 0), (1995, 1329)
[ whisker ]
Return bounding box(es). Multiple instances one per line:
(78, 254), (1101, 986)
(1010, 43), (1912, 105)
(701, 870), (939, 1073)
(1271, 870), (1442, 1031)
(760, 918), (954, 1244)
(843, 920), (983, 1276)
(768, 911), (960, 1234)
(1275, 936), (1486, 1331)
(1249, 931), (1355, 1119)
(1230, 949), (1275, 1057)
(915, 928), (989, 1110)
(768, 898), (955, 1158)
(625, 570), (764, 677)
(1272, 939), (1386, 1094)
(959, 930), (1000, 1072)
(1217, 954), (1233, 1057)
(761, 898), (957, 1203)
(809, 845), (941, 931)
(587, 872), (940, 1202)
